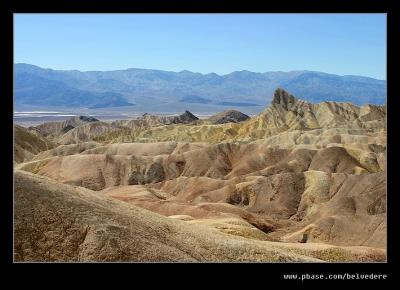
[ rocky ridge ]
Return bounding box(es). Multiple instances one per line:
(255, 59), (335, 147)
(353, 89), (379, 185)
(14, 88), (387, 262)
(208, 110), (250, 124)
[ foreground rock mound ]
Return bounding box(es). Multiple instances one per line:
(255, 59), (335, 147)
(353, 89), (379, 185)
(14, 170), (385, 262)
(18, 139), (386, 250)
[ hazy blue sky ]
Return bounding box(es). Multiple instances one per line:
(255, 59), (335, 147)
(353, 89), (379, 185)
(14, 14), (386, 79)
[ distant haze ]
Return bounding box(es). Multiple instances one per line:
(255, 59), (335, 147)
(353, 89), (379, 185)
(14, 63), (386, 113)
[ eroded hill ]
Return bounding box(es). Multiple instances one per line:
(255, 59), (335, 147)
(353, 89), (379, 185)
(14, 88), (387, 262)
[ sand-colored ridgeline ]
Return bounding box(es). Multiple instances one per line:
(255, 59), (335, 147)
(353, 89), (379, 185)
(14, 88), (386, 262)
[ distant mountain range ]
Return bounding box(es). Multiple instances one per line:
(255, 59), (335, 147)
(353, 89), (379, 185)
(14, 63), (386, 109)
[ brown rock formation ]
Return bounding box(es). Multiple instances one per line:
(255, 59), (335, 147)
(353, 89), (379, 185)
(14, 88), (386, 262)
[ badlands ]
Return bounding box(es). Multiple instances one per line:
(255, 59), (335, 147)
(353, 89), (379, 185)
(14, 88), (386, 262)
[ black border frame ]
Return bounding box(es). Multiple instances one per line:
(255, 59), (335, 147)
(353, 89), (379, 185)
(1, 0), (399, 284)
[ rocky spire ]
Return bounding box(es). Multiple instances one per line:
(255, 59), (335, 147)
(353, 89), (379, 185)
(180, 110), (199, 122)
(272, 88), (296, 110)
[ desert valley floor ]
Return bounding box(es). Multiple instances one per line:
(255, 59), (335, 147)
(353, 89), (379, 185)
(13, 88), (386, 262)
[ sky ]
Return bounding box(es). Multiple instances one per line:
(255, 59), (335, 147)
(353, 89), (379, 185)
(14, 14), (386, 80)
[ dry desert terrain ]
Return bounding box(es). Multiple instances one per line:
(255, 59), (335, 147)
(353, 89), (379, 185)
(14, 88), (386, 262)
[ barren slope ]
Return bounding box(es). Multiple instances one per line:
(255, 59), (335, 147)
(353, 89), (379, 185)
(14, 88), (387, 262)
(14, 170), (385, 262)
(14, 125), (55, 163)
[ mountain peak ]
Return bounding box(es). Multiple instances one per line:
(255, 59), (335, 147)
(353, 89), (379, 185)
(179, 70), (194, 74)
(63, 115), (99, 130)
(63, 115), (99, 123)
(181, 110), (199, 121)
(208, 109), (250, 124)
(272, 88), (297, 109)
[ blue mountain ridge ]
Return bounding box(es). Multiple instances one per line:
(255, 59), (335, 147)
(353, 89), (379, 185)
(14, 63), (386, 108)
